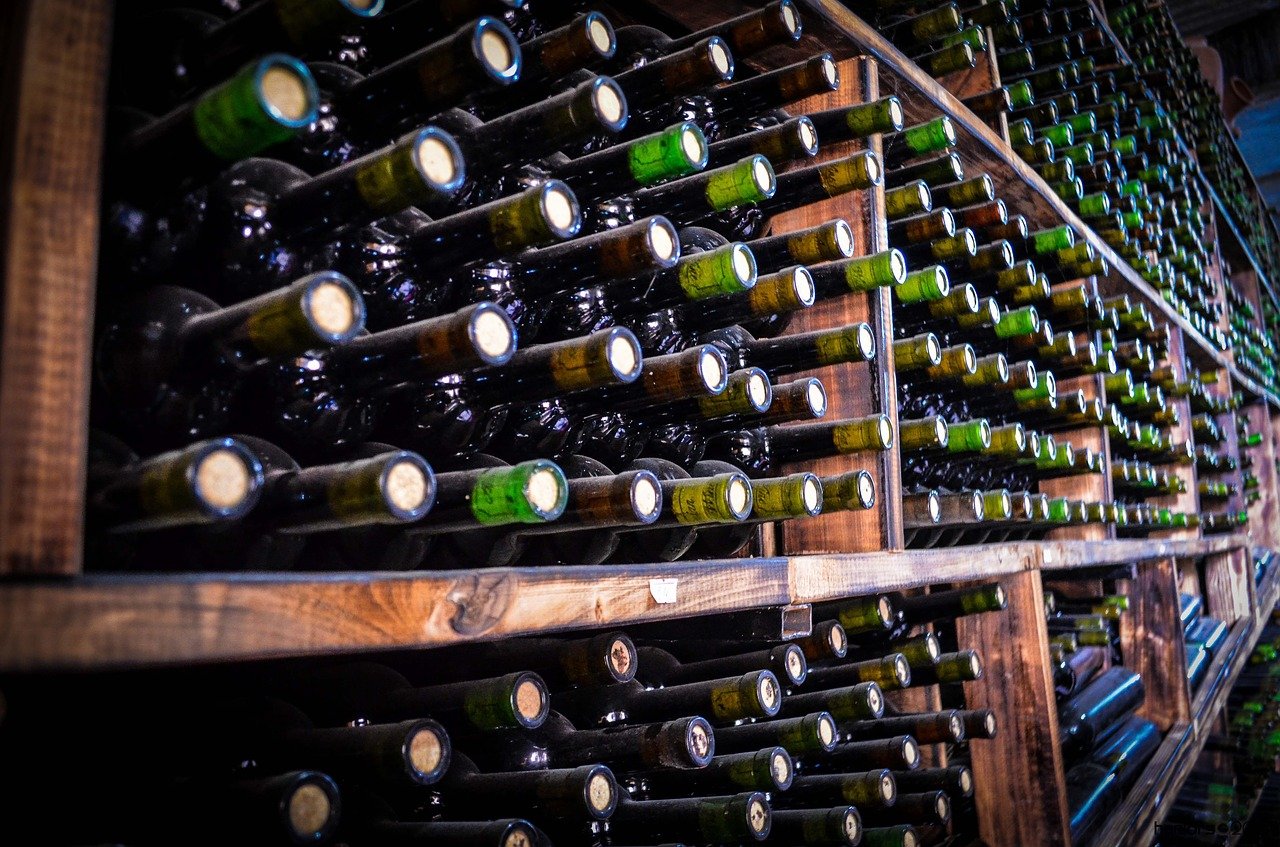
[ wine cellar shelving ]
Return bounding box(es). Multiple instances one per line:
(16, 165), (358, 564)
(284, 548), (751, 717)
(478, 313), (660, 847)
(3, 0), (1280, 844)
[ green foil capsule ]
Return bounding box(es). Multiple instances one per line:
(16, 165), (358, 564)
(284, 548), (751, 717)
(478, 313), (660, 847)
(470, 460), (569, 525)
(192, 54), (319, 160)
(705, 155), (777, 210)
(677, 243), (758, 300)
(896, 266), (950, 304)
(628, 121), (709, 186)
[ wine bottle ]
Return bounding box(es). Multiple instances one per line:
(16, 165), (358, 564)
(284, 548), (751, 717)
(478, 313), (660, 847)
(95, 273), (366, 447)
(805, 96), (906, 144)
(157, 125), (472, 296)
(437, 754), (619, 821)
(606, 792), (772, 843)
(843, 711), (967, 744)
(612, 36), (736, 106)
(906, 650), (985, 686)
(464, 712), (716, 772)
(206, 696), (452, 792)
(707, 116), (820, 166)
(892, 766), (974, 798)
(706, 322), (877, 376)
(110, 55), (320, 203)
(554, 670), (783, 727)
(119, 1), (381, 112)
(627, 154), (777, 222)
(86, 433), (264, 536)
(238, 301), (517, 449)
(549, 123), (708, 201)
(1057, 667), (1145, 758)
(664, 0), (803, 57)
(638, 642), (809, 688)
(754, 151), (884, 220)
(802, 653), (913, 693)
(714, 712), (840, 756)
(703, 413), (894, 477)
(369, 327), (645, 459)
(782, 770), (897, 808)
(281, 662), (552, 731)
(799, 736), (921, 773)
(781, 681), (886, 724)
(858, 791), (951, 827)
(745, 219), (855, 268)
(416, 630), (639, 689)
(631, 747), (794, 796)
(769, 806), (868, 847)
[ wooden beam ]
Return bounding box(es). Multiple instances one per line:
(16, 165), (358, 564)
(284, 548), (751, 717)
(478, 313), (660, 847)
(0, 0), (110, 576)
(957, 568), (1072, 846)
(1117, 558), (1192, 732)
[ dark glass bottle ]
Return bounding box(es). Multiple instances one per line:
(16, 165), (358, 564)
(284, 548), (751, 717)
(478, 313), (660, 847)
(462, 711), (716, 772)
(94, 273), (366, 449)
(236, 301), (517, 450)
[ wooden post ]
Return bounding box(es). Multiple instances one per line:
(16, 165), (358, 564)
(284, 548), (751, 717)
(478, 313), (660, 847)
(770, 57), (903, 554)
(0, 0), (111, 576)
(1116, 558), (1192, 731)
(1203, 548), (1254, 624)
(957, 567), (1072, 846)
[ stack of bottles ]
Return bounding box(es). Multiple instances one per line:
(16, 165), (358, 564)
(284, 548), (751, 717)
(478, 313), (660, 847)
(1185, 370), (1248, 534)
(1045, 588), (1126, 699)
(1178, 592), (1227, 693)
(0, 583), (1007, 846)
(87, 0), (915, 571)
(1046, 588), (1158, 846)
(858, 0), (1237, 356)
(1158, 608), (1280, 844)
(1107, 1), (1280, 289)
(1226, 279), (1278, 394)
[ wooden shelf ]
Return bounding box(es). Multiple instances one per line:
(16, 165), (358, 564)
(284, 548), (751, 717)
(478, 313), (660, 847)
(1039, 535), (1250, 571)
(0, 537), (1256, 673)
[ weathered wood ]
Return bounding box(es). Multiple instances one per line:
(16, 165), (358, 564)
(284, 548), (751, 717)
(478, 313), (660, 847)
(1203, 548), (1254, 624)
(956, 568), (1072, 847)
(0, 560), (792, 671)
(766, 57), (899, 554)
(0, 0), (110, 575)
(1038, 535), (1248, 570)
(789, 544), (1032, 602)
(1116, 558), (1192, 731)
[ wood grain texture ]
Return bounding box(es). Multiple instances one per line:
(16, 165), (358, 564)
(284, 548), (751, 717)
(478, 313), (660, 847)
(1038, 535), (1248, 570)
(0, 560), (792, 671)
(1203, 548), (1253, 624)
(0, 0), (110, 576)
(788, 543), (1032, 602)
(1116, 558), (1191, 731)
(957, 568), (1071, 846)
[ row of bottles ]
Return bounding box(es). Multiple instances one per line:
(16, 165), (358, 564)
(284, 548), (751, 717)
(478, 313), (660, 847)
(1107, 0), (1280, 290)
(0, 582), (1008, 845)
(92, 0), (923, 570)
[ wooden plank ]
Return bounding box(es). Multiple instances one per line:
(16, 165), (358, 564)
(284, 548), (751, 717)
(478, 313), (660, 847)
(1116, 558), (1192, 731)
(957, 568), (1072, 846)
(1203, 548), (1254, 625)
(788, 543), (1033, 602)
(767, 57), (899, 554)
(1038, 535), (1249, 570)
(0, 560), (792, 672)
(0, 0), (110, 575)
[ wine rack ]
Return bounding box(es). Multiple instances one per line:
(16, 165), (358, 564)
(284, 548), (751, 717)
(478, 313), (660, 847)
(2, 0), (1280, 845)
